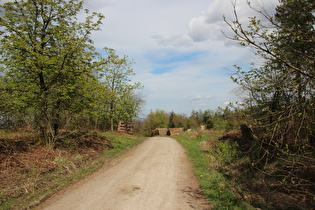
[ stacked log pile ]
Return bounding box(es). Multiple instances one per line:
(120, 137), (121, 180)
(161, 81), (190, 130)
(167, 128), (184, 136)
(151, 128), (168, 136)
(151, 128), (184, 136)
(150, 129), (157, 136)
(117, 121), (134, 133)
(158, 128), (168, 136)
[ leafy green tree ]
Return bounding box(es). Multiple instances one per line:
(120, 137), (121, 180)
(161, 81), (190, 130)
(0, 0), (104, 142)
(97, 48), (143, 131)
(203, 110), (214, 129)
(70, 76), (108, 131)
(173, 113), (188, 129)
(168, 111), (187, 129)
(168, 111), (176, 128)
(187, 116), (199, 129)
(189, 109), (203, 126)
(143, 109), (168, 136)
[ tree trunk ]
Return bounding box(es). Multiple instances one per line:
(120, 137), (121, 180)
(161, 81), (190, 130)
(95, 117), (98, 131)
(53, 112), (60, 136)
(39, 106), (49, 144)
(38, 71), (49, 143)
(53, 100), (61, 136)
(110, 116), (114, 132)
(110, 103), (114, 132)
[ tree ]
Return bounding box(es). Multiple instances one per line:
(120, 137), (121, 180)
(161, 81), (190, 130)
(173, 113), (188, 129)
(203, 110), (214, 129)
(225, 0), (314, 143)
(143, 109), (169, 136)
(224, 0), (314, 80)
(97, 48), (143, 131)
(189, 109), (203, 125)
(187, 116), (199, 129)
(0, 0), (104, 142)
(225, 0), (314, 194)
(168, 111), (176, 128)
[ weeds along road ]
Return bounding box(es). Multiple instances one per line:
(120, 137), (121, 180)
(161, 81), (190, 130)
(39, 137), (211, 210)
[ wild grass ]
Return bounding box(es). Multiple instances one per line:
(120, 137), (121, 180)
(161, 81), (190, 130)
(175, 130), (314, 209)
(174, 131), (254, 209)
(0, 128), (34, 139)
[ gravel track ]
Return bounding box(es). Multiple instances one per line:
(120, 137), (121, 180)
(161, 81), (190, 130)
(39, 137), (212, 210)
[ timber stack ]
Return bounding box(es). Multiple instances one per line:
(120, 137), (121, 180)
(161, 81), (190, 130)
(167, 128), (184, 136)
(151, 128), (168, 136)
(151, 128), (184, 136)
(117, 121), (134, 133)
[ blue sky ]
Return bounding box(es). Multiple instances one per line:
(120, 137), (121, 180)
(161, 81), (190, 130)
(84, 0), (279, 116)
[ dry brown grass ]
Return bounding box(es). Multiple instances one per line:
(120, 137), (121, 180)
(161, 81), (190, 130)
(208, 130), (314, 209)
(0, 131), (113, 208)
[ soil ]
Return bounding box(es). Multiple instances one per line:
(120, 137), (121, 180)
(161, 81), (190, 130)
(38, 137), (213, 210)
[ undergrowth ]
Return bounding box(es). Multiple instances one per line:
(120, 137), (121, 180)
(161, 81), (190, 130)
(174, 131), (254, 209)
(174, 130), (314, 210)
(0, 131), (145, 209)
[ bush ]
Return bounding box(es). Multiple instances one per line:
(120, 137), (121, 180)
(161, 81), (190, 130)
(209, 140), (239, 165)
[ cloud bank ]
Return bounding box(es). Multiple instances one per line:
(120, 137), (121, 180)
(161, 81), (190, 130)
(86, 0), (280, 115)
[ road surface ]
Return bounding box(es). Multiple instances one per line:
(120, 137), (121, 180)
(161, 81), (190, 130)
(39, 137), (212, 210)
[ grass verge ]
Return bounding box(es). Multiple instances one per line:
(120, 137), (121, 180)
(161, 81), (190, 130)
(173, 131), (254, 210)
(174, 130), (314, 209)
(0, 131), (145, 209)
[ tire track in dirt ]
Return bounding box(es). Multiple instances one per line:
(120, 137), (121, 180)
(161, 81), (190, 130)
(39, 137), (212, 210)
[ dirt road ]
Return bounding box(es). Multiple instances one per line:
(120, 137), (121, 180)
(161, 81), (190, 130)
(39, 137), (212, 210)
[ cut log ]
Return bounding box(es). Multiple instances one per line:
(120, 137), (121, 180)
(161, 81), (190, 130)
(151, 128), (168, 136)
(167, 128), (184, 136)
(117, 121), (134, 133)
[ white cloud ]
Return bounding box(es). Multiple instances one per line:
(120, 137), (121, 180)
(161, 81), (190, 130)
(84, 0), (113, 10)
(82, 0), (280, 115)
(188, 16), (211, 42)
(0, 0), (13, 4)
(185, 0), (280, 44)
(153, 34), (193, 47)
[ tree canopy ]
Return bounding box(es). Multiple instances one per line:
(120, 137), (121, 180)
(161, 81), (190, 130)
(96, 48), (143, 131)
(0, 0), (143, 142)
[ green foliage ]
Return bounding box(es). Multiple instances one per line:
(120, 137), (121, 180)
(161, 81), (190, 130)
(225, 0), (315, 199)
(141, 106), (248, 136)
(101, 132), (144, 156)
(143, 109), (169, 136)
(174, 133), (253, 209)
(186, 107), (248, 131)
(94, 47), (143, 131)
(168, 111), (188, 129)
(168, 111), (176, 128)
(141, 110), (191, 136)
(0, 1), (144, 139)
(187, 116), (199, 129)
(0, 0), (104, 141)
(203, 110), (214, 129)
(209, 140), (239, 165)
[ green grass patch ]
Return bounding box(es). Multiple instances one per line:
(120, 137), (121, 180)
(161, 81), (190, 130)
(100, 132), (144, 157)
(174, 132), (254, 210)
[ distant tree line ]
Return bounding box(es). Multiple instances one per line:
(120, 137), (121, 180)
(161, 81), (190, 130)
(140, 106), (246, 136)
(0, 0), (143, 143)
